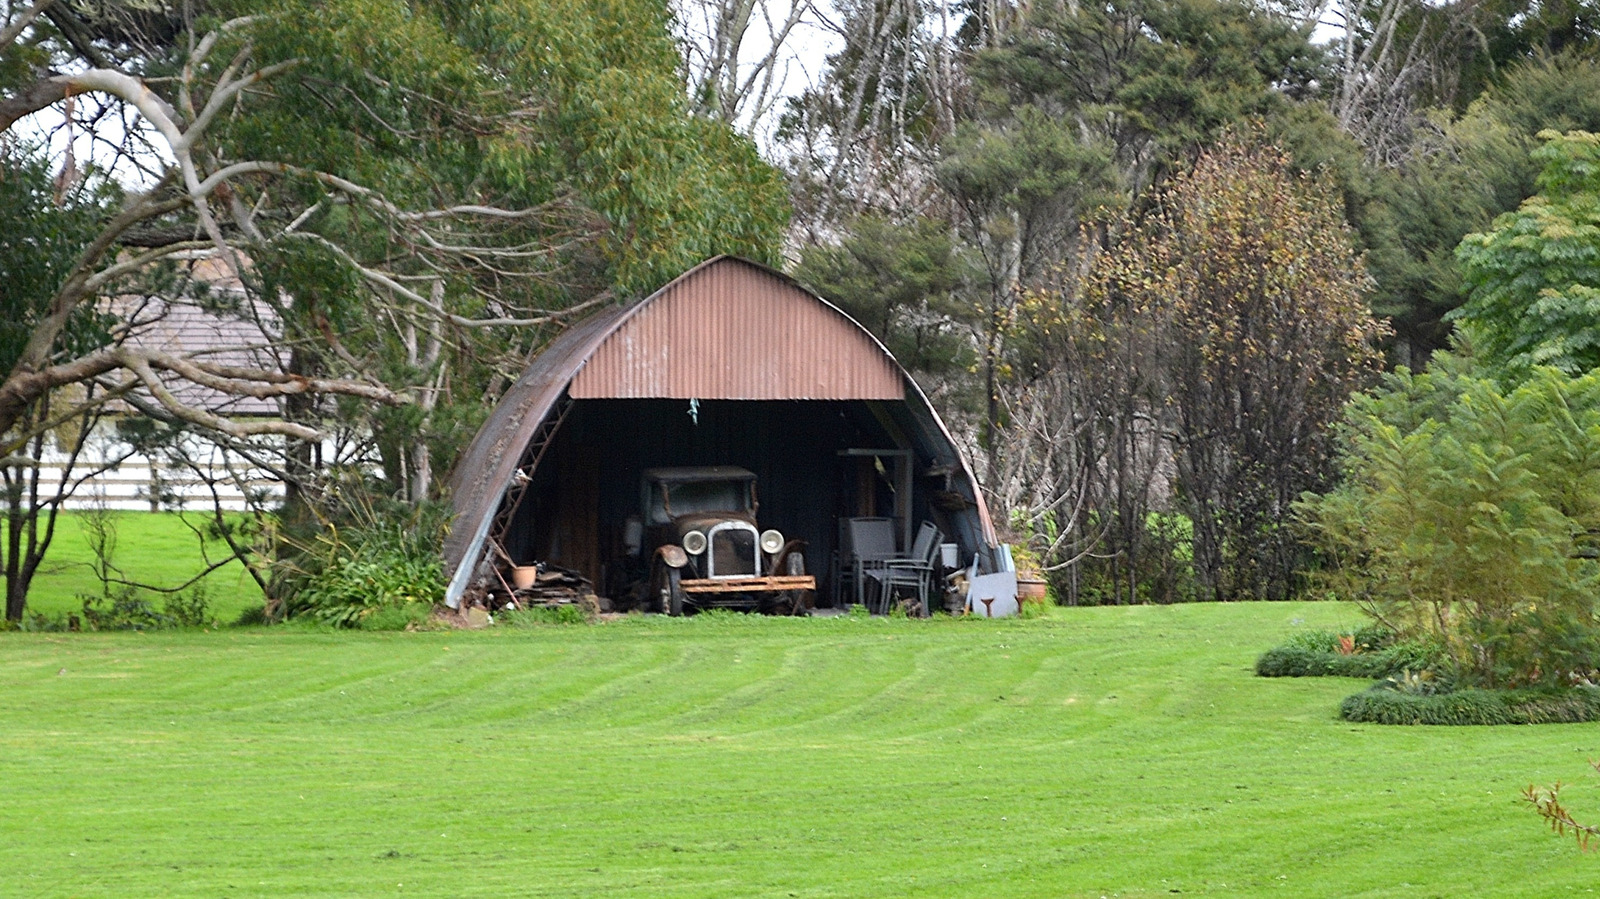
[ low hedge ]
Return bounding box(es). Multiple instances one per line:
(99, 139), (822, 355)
(1255, 641), (1441, 679)
(1256, 646), (1389, 678)
(1340, 685), (1600, 725)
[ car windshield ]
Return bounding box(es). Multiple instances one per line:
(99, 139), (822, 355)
(648, 479), (749, 524)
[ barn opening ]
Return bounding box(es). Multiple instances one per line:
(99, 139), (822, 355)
(443, 256), (1002, 612)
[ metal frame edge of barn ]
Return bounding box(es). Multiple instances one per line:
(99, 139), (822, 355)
(442, 255), (1000, 609)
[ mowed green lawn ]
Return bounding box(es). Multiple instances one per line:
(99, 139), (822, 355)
(2, 603), (1596, 898)
(15, 512), (265, 622)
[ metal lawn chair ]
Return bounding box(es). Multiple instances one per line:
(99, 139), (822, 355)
(863, 521), (941, 616)
(841, 517), (897, 608)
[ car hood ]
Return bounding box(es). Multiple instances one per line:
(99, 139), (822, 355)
(669, 513), (757, 537)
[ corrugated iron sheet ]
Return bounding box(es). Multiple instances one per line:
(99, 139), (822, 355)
(443, 256), (996, 606)
(442, 305), (629, 599)
(570, 260), (902, 400)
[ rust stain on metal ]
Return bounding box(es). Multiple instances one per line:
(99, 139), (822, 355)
(570, 260), (903, 400)
(680, 575), (817, 594)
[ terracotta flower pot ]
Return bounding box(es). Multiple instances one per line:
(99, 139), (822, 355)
(511, 565), (540, 590)
(1017, 578), (1048, 601)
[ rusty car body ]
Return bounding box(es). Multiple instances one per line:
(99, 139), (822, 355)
(637, 466), (813, 614)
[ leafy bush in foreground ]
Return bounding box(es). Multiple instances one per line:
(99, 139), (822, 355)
(77, 585), (215, 630)
(1341, 685), (1600, 725)
(1297, 360), (1600, 688)
(1257, 646), (1388, 678)
(275, 503), (447, 628)
(1276, 624), (1396, 655)
(1255, 634), (1442, 679)
(290, 555), (443, 628)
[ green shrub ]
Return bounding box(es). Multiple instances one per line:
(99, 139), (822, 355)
(293, 557), (443, 627)
(1297, 361), (1600, 688)
(1382, 638), (1448, 673)
(234, 604), (268, 626)
(1505, 687), (1600, 724)
(1256, 646), (1385, 678)
(1280, 630), (1342, 654)
(17, 611), (66, 632)
(275, 503), (447, 628)
(1382, 668), (1446, 695)
(164, 586), (215, 628)
(1353, 623), (1396, 651)
(1340, 685), (1600, 725)
(1044, 511), (1197, 606)
(77, 586), (215, 631)
(1255, 637), (1442, 679)
(80, 588), (168, 630)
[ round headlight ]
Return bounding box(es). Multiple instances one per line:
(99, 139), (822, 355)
(659, 545), (688, 568)
(682, 530), (707, 555)
(759, 529), (785, 555)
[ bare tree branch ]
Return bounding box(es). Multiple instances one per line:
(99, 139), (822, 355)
(0, 0), (56, 51)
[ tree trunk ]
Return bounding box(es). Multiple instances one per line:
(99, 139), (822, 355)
(281, 345), (317, 526)
(4, 493), (23, 621)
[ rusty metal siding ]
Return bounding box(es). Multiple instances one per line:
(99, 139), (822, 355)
(570, 260), (903, 400)
(442, 304), (630, 592)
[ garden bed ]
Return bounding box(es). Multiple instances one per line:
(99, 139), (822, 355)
(1256, 627), (1600, 725)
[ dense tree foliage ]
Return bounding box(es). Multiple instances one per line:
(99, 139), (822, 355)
(965, 0), (1321, 197)
(1368, 52), (1600, 363)
(776, 0), (1600, 604)
(794, 215), (977, 378)
(0, 0), (787, 618)
(1454, 129), (1600, 379)
(1081, 134), (1383, 601)
(0, 146), (115, 621)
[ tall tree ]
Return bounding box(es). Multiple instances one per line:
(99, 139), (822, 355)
(778, 0), (953, 236)
(939, 0), (1322, 487)
(969, 0), (1324, 198)
(673, 0), (818, 133)
(1088, 132), (1384, 600)
(794, 214), (977, 378)
(0, 143), (122, 621)
(1371, 51), (1600, 364)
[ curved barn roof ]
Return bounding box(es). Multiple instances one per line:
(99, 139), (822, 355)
(443, 256), (994, 604)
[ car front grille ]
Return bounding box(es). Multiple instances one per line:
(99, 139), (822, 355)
(709, 525), (758, 578)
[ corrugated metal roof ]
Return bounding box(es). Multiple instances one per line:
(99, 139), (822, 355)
(443, 256), (995, 605)
(571, 259), (902, 400)
(441, 304), (629, 597)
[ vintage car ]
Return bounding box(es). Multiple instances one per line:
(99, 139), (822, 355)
(634, 466), (813, 615)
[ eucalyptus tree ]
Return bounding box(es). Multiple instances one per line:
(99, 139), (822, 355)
(673, 0), (819, 134)
(0, 0), (787, 615)
(0, 0), (785, 484)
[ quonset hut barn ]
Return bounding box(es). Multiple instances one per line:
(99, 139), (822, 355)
(443, 256), (1006, 613)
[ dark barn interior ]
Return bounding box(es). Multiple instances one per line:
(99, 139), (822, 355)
(504, 398), (935, 605)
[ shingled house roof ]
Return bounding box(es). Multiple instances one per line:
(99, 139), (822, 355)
(103, 252), (283, 418)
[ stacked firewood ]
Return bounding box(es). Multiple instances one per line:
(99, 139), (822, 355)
(496, 563), (600, 612)
(518, 565), (590, 601)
